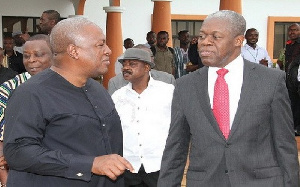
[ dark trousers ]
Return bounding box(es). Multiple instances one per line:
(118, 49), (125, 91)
(124, 165), (159, 187)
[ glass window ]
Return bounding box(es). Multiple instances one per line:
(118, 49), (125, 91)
(267, 17), (300, 61)
(2, 16), (40, 37)
(273, 22), (300, 59)
(171, 20), (203, 47)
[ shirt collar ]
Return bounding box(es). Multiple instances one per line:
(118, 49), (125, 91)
(124, 72), (153, 92)
(244, 43), (260, 50)
(209, 55), (244, 74)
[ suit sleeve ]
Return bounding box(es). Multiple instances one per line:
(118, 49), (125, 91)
(271, 71), (300, 187)
(158, 83), (191, 187)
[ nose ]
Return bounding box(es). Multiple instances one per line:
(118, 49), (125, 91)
(199, 36), (213, 46)
(27, 55), (37, 63)
(122, 63), (129, 69)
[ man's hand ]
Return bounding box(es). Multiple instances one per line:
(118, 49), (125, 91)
(91, 154), (134, 180)
(259, 58), (268, 67)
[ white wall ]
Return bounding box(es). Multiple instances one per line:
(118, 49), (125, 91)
(243, 0), (300, 48)
(0, 0), (74, 17)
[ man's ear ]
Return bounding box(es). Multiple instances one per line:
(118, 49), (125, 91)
(67, 44), (79, 59)
(50, 20), (57, 27)
(144, 63), (151, 72)
(235, 35), (245, 47)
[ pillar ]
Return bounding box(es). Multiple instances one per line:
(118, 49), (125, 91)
(219, 0), (242, 14)
(77, 0), (86, 15)
(151, 0), (173, 47)
(102, 6), (124, 89)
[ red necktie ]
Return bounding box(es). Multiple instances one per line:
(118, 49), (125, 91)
(213, 68), (230, 139)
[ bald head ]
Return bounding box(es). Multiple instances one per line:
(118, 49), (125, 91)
(50, 17), (102, 54)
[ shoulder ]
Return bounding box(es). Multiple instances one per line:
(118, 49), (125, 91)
(244, 59), (284, 78)
(150, 69), (175, 85)
(151, 69), (173, 78)
(152, 78), (174, 89)
(111, 86), (127, 101)
(168, 47), (175, 54)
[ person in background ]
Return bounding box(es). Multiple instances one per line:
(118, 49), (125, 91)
(174, 30), (190, 78)
(108, 44), (175, 95)
(241, 28), (274, 68)
(151, 31), (175, 75)
(188, 36), (204, 70)
(39, 10), (60, 35)
(112, 48), (174, 187)
(115, 38), (135, 75)
(2, 36), (26, 74)
(280, 23), (300, 72)
(0, 47), (17, 84)
(0, 34), (52, 187)
(158, 10), (299, 187)
(3, 17), (133, 187)
(12, 30), (30, 54)
(144, 31), (156, 48)
(284, 23), (300, 135)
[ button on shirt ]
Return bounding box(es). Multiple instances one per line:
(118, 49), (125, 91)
(241, 44), (273, 68)
(112, 76), (174, 173)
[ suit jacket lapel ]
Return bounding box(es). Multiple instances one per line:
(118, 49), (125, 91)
(195, 67), (225, 139)
(229, 60), (258, 138)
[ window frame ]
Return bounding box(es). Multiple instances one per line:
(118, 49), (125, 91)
(171, 14), (206, 47)
(267, 16), (300, 62)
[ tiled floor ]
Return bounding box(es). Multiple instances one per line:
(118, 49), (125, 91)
(181, 137), (300, 187)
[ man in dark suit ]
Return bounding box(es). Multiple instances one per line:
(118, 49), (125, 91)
(158, 10), (299, 187)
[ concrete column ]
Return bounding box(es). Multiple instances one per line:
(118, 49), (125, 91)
(151, 0), (173, 47)
(102, 6), (125, 89)
(219, 0), (242, 14)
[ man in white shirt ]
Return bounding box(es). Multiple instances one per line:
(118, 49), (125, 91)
(111, 48), (174, 187)
(241, 28), (275, 68)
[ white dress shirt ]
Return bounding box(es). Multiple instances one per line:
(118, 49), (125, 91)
(208, 55), (244, 128)
(298, 66), (300, 81)
(112, 75), (174, 173)
(241, 43), (274, 68)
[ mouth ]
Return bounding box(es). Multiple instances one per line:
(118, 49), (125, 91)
(102, 59), (110, 66)
(28, 67), (38, 71)
(122, 70), (132, 77)
(199, 50), (213, 57)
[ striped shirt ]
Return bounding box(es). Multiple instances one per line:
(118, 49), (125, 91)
(0, 72), (31, 140)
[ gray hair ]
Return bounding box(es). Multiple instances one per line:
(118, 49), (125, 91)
(205, 10), (246, 37)
(50, 17), (100, 54)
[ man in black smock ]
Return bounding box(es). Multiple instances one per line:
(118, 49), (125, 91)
(3, 17), (133, 187)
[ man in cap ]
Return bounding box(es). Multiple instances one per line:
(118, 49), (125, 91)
(108, 44), (175, 95)
(111, 48), (174, 187)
